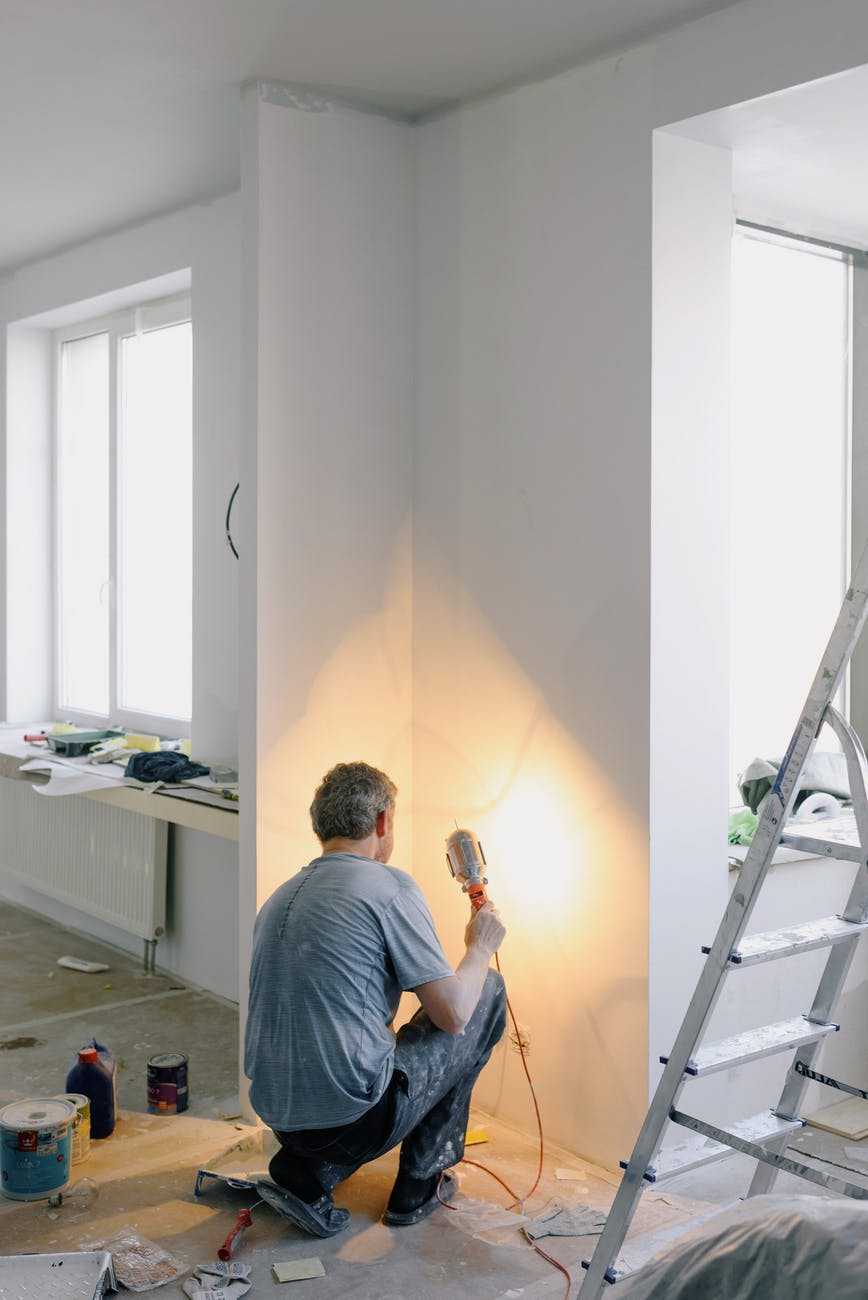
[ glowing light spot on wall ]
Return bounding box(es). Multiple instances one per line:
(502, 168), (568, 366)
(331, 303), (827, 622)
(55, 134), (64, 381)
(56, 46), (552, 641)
(480, 768), (582, 920)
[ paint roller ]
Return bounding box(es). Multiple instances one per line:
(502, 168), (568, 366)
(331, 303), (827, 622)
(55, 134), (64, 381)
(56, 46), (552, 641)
(217, 1207), (252, 1260)
(445, 828), (489, 910)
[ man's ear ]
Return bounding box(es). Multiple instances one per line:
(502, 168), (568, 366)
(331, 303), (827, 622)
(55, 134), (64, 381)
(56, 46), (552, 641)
(375, 809), (388, 838)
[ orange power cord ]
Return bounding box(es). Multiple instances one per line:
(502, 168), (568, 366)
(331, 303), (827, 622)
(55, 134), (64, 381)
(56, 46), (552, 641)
(437, 950), (572, 1300)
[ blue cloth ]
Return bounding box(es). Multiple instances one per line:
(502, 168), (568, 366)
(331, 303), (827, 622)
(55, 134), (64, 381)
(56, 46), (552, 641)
(244, 852), (454, 1131)
(124, 751), (210, 782)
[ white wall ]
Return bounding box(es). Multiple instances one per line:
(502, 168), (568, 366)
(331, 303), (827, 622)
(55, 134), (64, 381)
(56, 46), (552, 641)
(240, 84), (415, 926)
(0, 195), (242, 998)
(413, 58), (654, 1167)
(410, 0), (868, 1168)
(649, 129), (732, 1111)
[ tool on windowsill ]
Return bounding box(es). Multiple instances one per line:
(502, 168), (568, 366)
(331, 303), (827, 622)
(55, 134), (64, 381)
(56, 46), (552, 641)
(445, 827), (489, 910)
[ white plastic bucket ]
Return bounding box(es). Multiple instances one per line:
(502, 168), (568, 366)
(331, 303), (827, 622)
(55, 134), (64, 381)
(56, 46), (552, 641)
(0, 1097), (75, 1200)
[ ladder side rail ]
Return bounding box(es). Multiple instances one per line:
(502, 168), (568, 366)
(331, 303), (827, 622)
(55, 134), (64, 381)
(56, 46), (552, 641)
(581, 830), (803, 1297)
(581, 557), (868, 1297)
(718, 572), (868, 964)
(824, 707), (868, 896)
(750, 707), (868, 1197)
(747, 933), (864, 1196)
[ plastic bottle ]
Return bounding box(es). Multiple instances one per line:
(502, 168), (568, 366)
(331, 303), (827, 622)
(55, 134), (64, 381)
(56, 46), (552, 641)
(65, 1039), (117, 1139)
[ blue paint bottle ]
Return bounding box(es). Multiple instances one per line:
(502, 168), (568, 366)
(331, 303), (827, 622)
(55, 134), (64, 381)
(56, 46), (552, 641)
(65, 1039), (117, 1139)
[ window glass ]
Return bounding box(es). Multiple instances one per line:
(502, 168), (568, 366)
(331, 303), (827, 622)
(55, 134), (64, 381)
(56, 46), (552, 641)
(57, 332), (110, 715)
(730, 231), (849, 791)
(119, 321), (192, 720)
(55, 298), (192, 730)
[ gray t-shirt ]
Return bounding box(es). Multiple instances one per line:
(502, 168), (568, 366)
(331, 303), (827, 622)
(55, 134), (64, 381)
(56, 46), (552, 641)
(244, 852), (454, 1131)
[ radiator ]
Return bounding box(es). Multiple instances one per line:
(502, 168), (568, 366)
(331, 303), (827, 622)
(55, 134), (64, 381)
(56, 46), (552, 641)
(0, 779), (167, 943)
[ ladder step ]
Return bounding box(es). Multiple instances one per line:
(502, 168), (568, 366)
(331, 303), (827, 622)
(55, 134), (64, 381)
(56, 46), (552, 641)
(671, 1109), (868, 1200)
(661, 1015), (838, 1076)
(638, 1110), (803, 1182)
(710, 915), (868, 966)
(778, 826), (863, 861)
(581, 1202), (740, 1283)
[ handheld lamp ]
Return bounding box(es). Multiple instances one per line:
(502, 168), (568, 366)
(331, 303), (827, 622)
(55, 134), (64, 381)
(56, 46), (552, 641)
(445, 828), (489, 910)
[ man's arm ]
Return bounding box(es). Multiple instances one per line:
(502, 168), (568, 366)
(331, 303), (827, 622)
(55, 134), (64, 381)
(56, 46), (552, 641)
(414, 902), (506, 1034)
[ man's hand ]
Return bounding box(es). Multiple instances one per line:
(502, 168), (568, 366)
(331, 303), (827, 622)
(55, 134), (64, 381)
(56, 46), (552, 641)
(465, 901), (506, 956)
(416, 898), (506, 1034)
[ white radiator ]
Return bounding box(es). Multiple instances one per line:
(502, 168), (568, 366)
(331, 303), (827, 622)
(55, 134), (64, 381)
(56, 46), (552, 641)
(0, 779), (167, 941)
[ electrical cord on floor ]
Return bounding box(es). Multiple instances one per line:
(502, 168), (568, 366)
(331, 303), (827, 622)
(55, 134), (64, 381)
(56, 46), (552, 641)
(438, 950), (572, 1300)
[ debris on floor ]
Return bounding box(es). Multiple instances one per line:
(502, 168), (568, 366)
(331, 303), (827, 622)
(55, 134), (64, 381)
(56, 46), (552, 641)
(524, 1198), (608, 1239)
(79, 1228), (186, 1291)
(183, 1259), (252, 1298)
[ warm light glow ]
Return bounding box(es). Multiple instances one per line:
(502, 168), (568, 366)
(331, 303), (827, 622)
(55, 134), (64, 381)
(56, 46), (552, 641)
(478, 769), (583, 919)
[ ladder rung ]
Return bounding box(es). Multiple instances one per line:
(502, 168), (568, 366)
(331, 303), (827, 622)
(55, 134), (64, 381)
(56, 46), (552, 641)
(671, 1109), (868, 1199)
(778, 829), (863, 861)
(582, 1203), (741, 1283)
(661, 1016), (838, 1076)
(639, 1110), (803, 1182)
(716, 916), (868, 966)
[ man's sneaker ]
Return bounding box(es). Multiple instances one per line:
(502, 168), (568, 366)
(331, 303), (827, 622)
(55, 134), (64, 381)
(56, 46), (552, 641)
(256, 1179), (350, 1238)
(382, 1170), (458, 1227)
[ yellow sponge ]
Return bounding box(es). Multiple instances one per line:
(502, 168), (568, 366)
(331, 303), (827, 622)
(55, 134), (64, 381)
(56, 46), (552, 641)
(272, 1258), (325, 1282)
(123, 733), (161, 752)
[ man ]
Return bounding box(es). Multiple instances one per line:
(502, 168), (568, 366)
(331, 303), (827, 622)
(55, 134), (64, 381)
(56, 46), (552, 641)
(244, 760), (507, 1237)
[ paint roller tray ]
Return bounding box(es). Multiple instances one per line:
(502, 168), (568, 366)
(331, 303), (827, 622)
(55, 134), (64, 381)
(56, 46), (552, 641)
(1, 1250), (117, 1298)
(46, 730), (124, 757)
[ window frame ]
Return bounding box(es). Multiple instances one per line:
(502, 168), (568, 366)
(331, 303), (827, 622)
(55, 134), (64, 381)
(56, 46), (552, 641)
(52, 292), (192, 737)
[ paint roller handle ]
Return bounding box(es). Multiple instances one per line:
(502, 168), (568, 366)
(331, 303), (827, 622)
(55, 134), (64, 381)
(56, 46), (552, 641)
(217, 1208), (252, 1260)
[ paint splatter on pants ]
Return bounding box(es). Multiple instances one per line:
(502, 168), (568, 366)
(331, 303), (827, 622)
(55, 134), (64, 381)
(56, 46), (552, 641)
(271, 968), (506, 1197)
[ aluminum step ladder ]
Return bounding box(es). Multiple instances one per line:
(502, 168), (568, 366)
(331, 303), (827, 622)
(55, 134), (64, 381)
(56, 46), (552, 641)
(580, 540), (868, 1297)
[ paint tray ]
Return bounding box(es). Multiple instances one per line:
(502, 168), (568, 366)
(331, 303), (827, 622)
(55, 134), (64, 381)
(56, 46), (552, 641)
(1, 1250), (116, 1298)
(46, 730), (124, 757)
(194, 1125), (273, 1197)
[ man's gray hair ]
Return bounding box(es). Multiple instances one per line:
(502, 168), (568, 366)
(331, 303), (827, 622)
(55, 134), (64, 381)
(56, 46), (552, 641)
(310, 762), (397, 843)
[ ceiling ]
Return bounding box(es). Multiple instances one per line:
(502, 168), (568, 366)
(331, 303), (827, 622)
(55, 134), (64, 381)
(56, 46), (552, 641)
(673, 62), (868, 251)
(3, 0), (868, 278)
(0, 0), (743, 274)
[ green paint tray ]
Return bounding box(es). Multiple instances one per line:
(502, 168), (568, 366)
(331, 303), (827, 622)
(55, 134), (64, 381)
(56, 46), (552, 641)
(46, 730), (124, 757)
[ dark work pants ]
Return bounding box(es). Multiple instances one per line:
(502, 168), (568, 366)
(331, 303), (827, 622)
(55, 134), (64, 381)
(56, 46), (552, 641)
(270, 968), (506, 1199)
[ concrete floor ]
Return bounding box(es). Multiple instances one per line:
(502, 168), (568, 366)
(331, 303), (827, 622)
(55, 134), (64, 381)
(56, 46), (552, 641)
(2, 897), (867, 1298)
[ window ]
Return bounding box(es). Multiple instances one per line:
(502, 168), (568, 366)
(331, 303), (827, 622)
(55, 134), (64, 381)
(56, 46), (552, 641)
(729, 227), (850, 791)
(55, 296), (192, 733)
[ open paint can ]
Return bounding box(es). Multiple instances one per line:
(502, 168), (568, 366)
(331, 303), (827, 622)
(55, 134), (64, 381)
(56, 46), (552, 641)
(147, 1053), (188, 1114)
(0, 1097), (75, 1200)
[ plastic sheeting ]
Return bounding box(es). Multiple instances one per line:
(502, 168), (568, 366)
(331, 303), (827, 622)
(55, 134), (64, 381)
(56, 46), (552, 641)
(617, 1195), (868, 1299)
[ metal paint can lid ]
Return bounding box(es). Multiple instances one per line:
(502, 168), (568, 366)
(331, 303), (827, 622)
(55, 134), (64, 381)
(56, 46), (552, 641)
(148, 1053), (187, 1070)
(0, 1098), (76, 1129)
(55, 1092), (90, 1116)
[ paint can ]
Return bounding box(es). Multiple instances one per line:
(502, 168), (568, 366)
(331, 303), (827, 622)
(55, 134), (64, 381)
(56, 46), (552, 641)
(55, 1092), (91, 1163)
(147, 1053), (188, 1115)
(0, 1097), (75, 1200)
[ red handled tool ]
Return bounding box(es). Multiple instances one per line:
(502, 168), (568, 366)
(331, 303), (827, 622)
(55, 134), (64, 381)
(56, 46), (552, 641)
(217, 1208), (252, 1260)
(445, 828), (489, 910)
